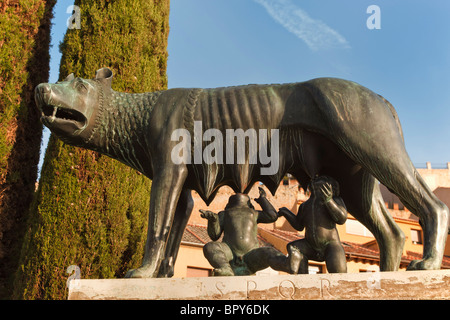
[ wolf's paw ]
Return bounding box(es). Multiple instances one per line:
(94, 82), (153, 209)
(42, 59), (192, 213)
(125, 266), (156, 278)
(407, 258), (441, 271)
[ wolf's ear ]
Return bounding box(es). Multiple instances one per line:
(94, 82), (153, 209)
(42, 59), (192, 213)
(64, 73), (75, 81)
(95, 67), (113, 87)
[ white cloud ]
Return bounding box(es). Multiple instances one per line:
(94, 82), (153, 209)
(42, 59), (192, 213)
(254, 0), (350, 51)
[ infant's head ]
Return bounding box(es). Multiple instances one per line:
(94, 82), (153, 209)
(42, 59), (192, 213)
(225, 193), (253, 209)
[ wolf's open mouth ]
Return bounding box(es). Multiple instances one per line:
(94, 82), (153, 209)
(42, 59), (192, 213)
(42, 104), (85, 124)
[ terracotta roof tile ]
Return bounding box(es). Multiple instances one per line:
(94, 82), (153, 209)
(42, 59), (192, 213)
(342, 241), (380, 258)
(182, 224), (217, 245)
(260, 228), (303, 242)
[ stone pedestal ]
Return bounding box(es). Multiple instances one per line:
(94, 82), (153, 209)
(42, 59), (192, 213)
(68, 270), (450, 300)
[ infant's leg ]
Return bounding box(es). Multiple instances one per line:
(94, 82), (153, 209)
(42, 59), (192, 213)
(287, 240), (313, 274)
(244, 247), (290, 274)
(324, 241), (347, 273)
(203, 242), (234, 276)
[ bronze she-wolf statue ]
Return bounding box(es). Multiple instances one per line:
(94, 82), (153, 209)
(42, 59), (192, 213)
(34, 67), (449, 277)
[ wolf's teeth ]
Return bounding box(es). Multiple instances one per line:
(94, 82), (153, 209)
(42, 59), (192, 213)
(49, 106), (58, 123)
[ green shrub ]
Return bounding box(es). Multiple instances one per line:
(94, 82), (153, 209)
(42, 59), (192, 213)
(0, 0), (56, 299)
(13, 0), (170, 300)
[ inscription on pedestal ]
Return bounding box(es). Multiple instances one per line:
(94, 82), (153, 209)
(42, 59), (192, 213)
(68, 270), (450, 300)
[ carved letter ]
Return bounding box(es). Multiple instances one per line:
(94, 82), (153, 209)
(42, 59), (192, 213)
(246, 280), (257, 299)
(278, 280), (296, 299)
(215, 281), (225, 296)
(320, 278), (335, 299)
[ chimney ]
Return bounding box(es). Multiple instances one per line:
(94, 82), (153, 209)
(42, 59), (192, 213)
(426, 162), (432, 170)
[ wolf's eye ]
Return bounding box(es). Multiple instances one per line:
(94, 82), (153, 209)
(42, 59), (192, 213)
(74, 79), (88, 92)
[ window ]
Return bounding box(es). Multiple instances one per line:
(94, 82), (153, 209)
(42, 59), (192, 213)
(345, 219), (374, 237)
(186, 267), (212, 277)
(308, 265), (323, 274)
(411, 229), (423, 244)
(359, 267), (379, 273)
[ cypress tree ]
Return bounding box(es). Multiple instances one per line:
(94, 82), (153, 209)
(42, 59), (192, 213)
(13, 0), (170, 299)
(0, 0), (56, 299)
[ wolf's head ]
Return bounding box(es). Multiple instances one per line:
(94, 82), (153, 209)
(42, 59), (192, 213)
(34, 67), (113, 146)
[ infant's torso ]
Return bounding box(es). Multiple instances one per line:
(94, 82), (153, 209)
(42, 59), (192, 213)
(222, 208), (260, 257)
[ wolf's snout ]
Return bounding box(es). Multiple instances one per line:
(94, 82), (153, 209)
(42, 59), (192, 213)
(36, 83), (51, 93)
(35, 83), (51, 98)
(34, 83), (58, 124)
(34, 83), (51, 110)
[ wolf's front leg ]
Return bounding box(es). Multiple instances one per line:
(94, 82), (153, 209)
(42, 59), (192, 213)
(157, 188), (193, 278)
(125, 165), (188, 278)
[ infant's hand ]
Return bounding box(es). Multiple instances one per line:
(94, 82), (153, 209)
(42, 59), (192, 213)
(200, 209), (217, 221)
(320, 182), (333, 202)
(255, 186), (267, 203)
(258, 186), (267, 198)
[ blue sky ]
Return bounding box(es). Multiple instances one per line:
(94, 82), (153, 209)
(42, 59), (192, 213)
(44, 0), (450, 169)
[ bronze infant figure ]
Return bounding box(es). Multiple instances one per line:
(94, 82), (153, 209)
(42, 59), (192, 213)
(279, 176), (347, 274)
(201, 187), (289, 276)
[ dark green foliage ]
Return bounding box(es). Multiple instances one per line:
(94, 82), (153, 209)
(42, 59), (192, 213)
(0, 0), (56, 299)
(13, 0), (170, 299)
